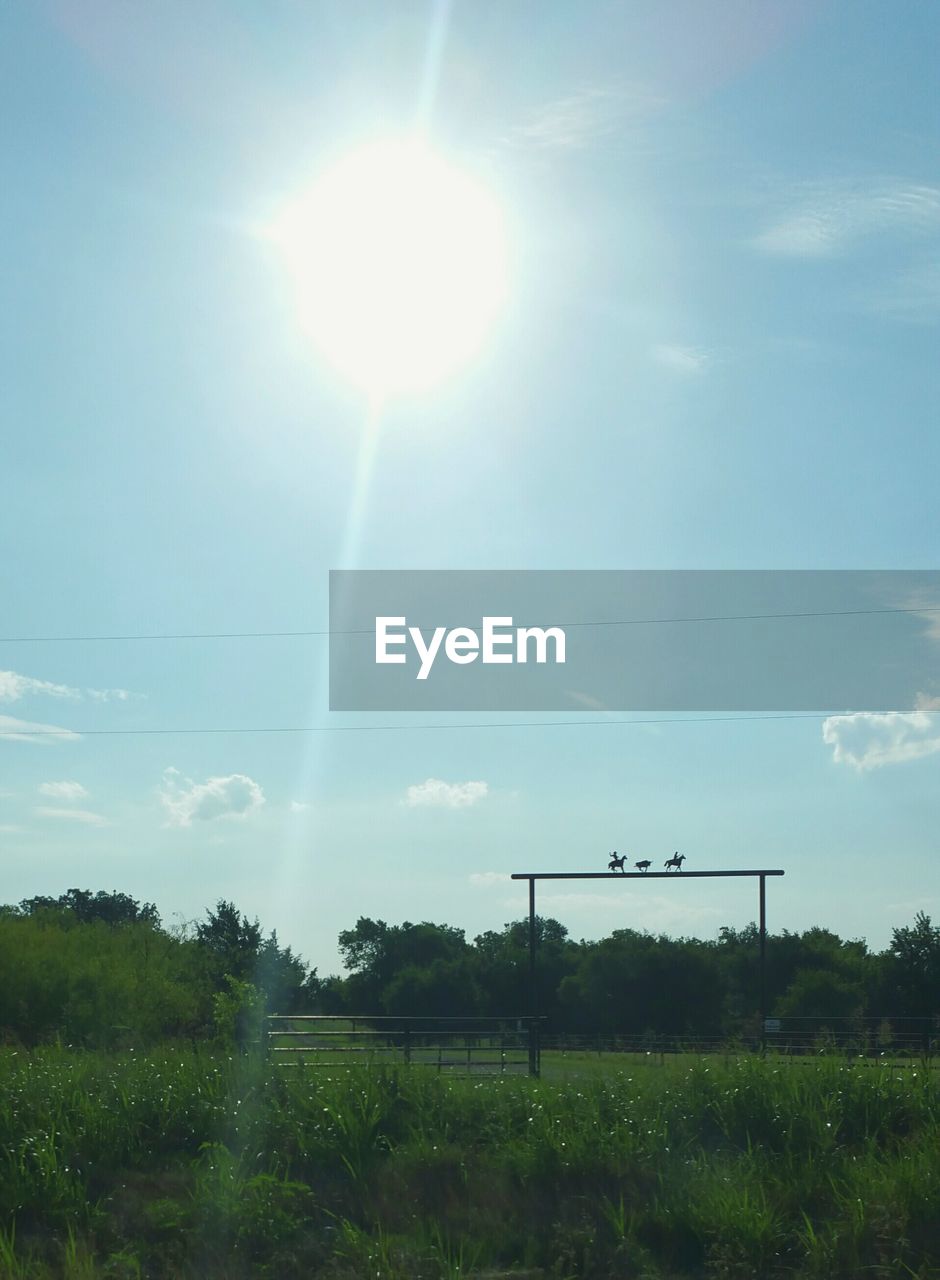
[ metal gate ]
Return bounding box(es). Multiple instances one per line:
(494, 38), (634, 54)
(265, 1014), (540, 1074)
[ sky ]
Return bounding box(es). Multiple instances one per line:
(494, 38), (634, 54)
(1, 0), (938, 978)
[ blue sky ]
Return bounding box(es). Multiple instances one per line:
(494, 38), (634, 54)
(1, 1), (938, 976)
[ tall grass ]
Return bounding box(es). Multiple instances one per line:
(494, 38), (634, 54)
(0, 1048), (936, 1277)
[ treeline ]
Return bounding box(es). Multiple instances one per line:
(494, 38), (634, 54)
(0, 890), (314, 1048)
(323, 913), (940, 1040)
(0, 889), (937, 1048)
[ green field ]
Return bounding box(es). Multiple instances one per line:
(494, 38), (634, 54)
(0, 1048), (937, 1278)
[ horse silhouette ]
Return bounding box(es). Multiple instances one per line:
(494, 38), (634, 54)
(608, 852), (627, 873)
(664, 852), (685, 872)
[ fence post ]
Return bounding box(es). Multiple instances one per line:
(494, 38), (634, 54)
(404, 1020), (411, 1065)
(759, 874), (767, 1055)
(528, 878), (540, 1077)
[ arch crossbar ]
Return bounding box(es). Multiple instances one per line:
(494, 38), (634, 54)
(510, 869), (785, 1075)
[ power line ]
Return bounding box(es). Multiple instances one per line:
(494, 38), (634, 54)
(1, 712), (877, 738)
(1, 604), (937, 644)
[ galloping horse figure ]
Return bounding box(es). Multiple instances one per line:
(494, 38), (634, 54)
(608, 851), (627, 873)
(664, 851), (686, 872)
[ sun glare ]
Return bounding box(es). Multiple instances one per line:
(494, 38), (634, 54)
(270, 139), (508, 399)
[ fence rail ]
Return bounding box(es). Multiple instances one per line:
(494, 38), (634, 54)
(265, 1015), (542, 1074)
(541, 1017), (937, 1062)
(265, 1016), (937, 1074)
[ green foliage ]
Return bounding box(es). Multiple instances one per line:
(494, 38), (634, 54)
(17, 889), (160, 929)
(0, 892), (318, 1049)
(558, 928), (724, 1037)
(776, 968), (864, 1022)
(885, 913), (940, 1017)
(0, 1049), (936, 1277)
(0, 913), (203, 1047)
(0, 887), (936, 1063)
(211, 977), (266, 1049)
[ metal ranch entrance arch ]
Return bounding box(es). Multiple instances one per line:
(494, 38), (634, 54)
(511, 869), (785, 1075)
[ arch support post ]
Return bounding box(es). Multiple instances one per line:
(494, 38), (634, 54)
(528, 877), (539, 1077)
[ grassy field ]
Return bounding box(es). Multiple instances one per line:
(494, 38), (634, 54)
(0, 1047), (937, 1278)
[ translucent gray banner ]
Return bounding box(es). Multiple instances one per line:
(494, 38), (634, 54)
(329, 571), (940, 712)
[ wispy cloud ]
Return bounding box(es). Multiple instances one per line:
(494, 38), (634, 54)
(754, 181), (940, 258)
(468, 871), (511, 888)
(885, 897), (939, 914)
(870, 258), (940, 322)
(822, 706), (940, 771)
(0, 715), (80, 744)
(0, 670), (80, 702)
(290, 800), (309, 813)
(500, 891), (722, 933)
(651, 344), (711, 375)
(38, 780), (88, 801)
(507, 86), (664, 152)
(160, 767), (265, 828)
(405, 778), (489, 809)
(0, 670), (137, 705)
(564, 690), (612, 712)
(34, 806), (109, 827)
(86, 687), (135, 702)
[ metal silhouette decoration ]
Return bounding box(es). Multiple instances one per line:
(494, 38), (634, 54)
(608, 852), (683, 873)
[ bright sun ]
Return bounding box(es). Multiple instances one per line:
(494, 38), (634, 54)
(270, 139), (508, 399)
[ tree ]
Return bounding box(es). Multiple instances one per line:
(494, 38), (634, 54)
(337, 918), (470, 1011)
(473, 918), (578, 1027)
(255, 932), (312, 1014)
(558, 930), (722, 1038)
(196, 901), (263, 987)
(18, 889), (160, 928)
(883, 912), (940, 1019)
(382, 956), (483, 1017)
(194, 903), (313, 1013)
(776, 968), (864, 1023)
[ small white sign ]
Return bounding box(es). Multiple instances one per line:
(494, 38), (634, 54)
(763, 1018), (782, 1033)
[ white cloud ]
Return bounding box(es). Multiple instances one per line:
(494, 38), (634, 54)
(651, 344), (711, 375)
(870, 258), (940, 322)
(0, 671), (138, 708)
(37, 780), (88, 801)
(755, 181), (940, 257)
(885, 897), (939, 913)
(822, 708), (940, 771)
(499, 891), (722, 932)
(508, 86), (663, 152)
(0, 715), (80, 744)
(902, 590), (940, 644)
(290, 800), (309, 813)
(0, 670), (80, 702)
(469, 871), (511, 888)
(405, 778), (488, 809)
(86, 687), (134, 702)
(160, 767), (266, 828)
(34, 806), (109, 827)
(564, 689), (611, 711)
(0, 824), (26, 834)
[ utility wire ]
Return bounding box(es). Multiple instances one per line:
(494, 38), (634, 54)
(1, 712), (893, 738)
(1, 604), (937, 644)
